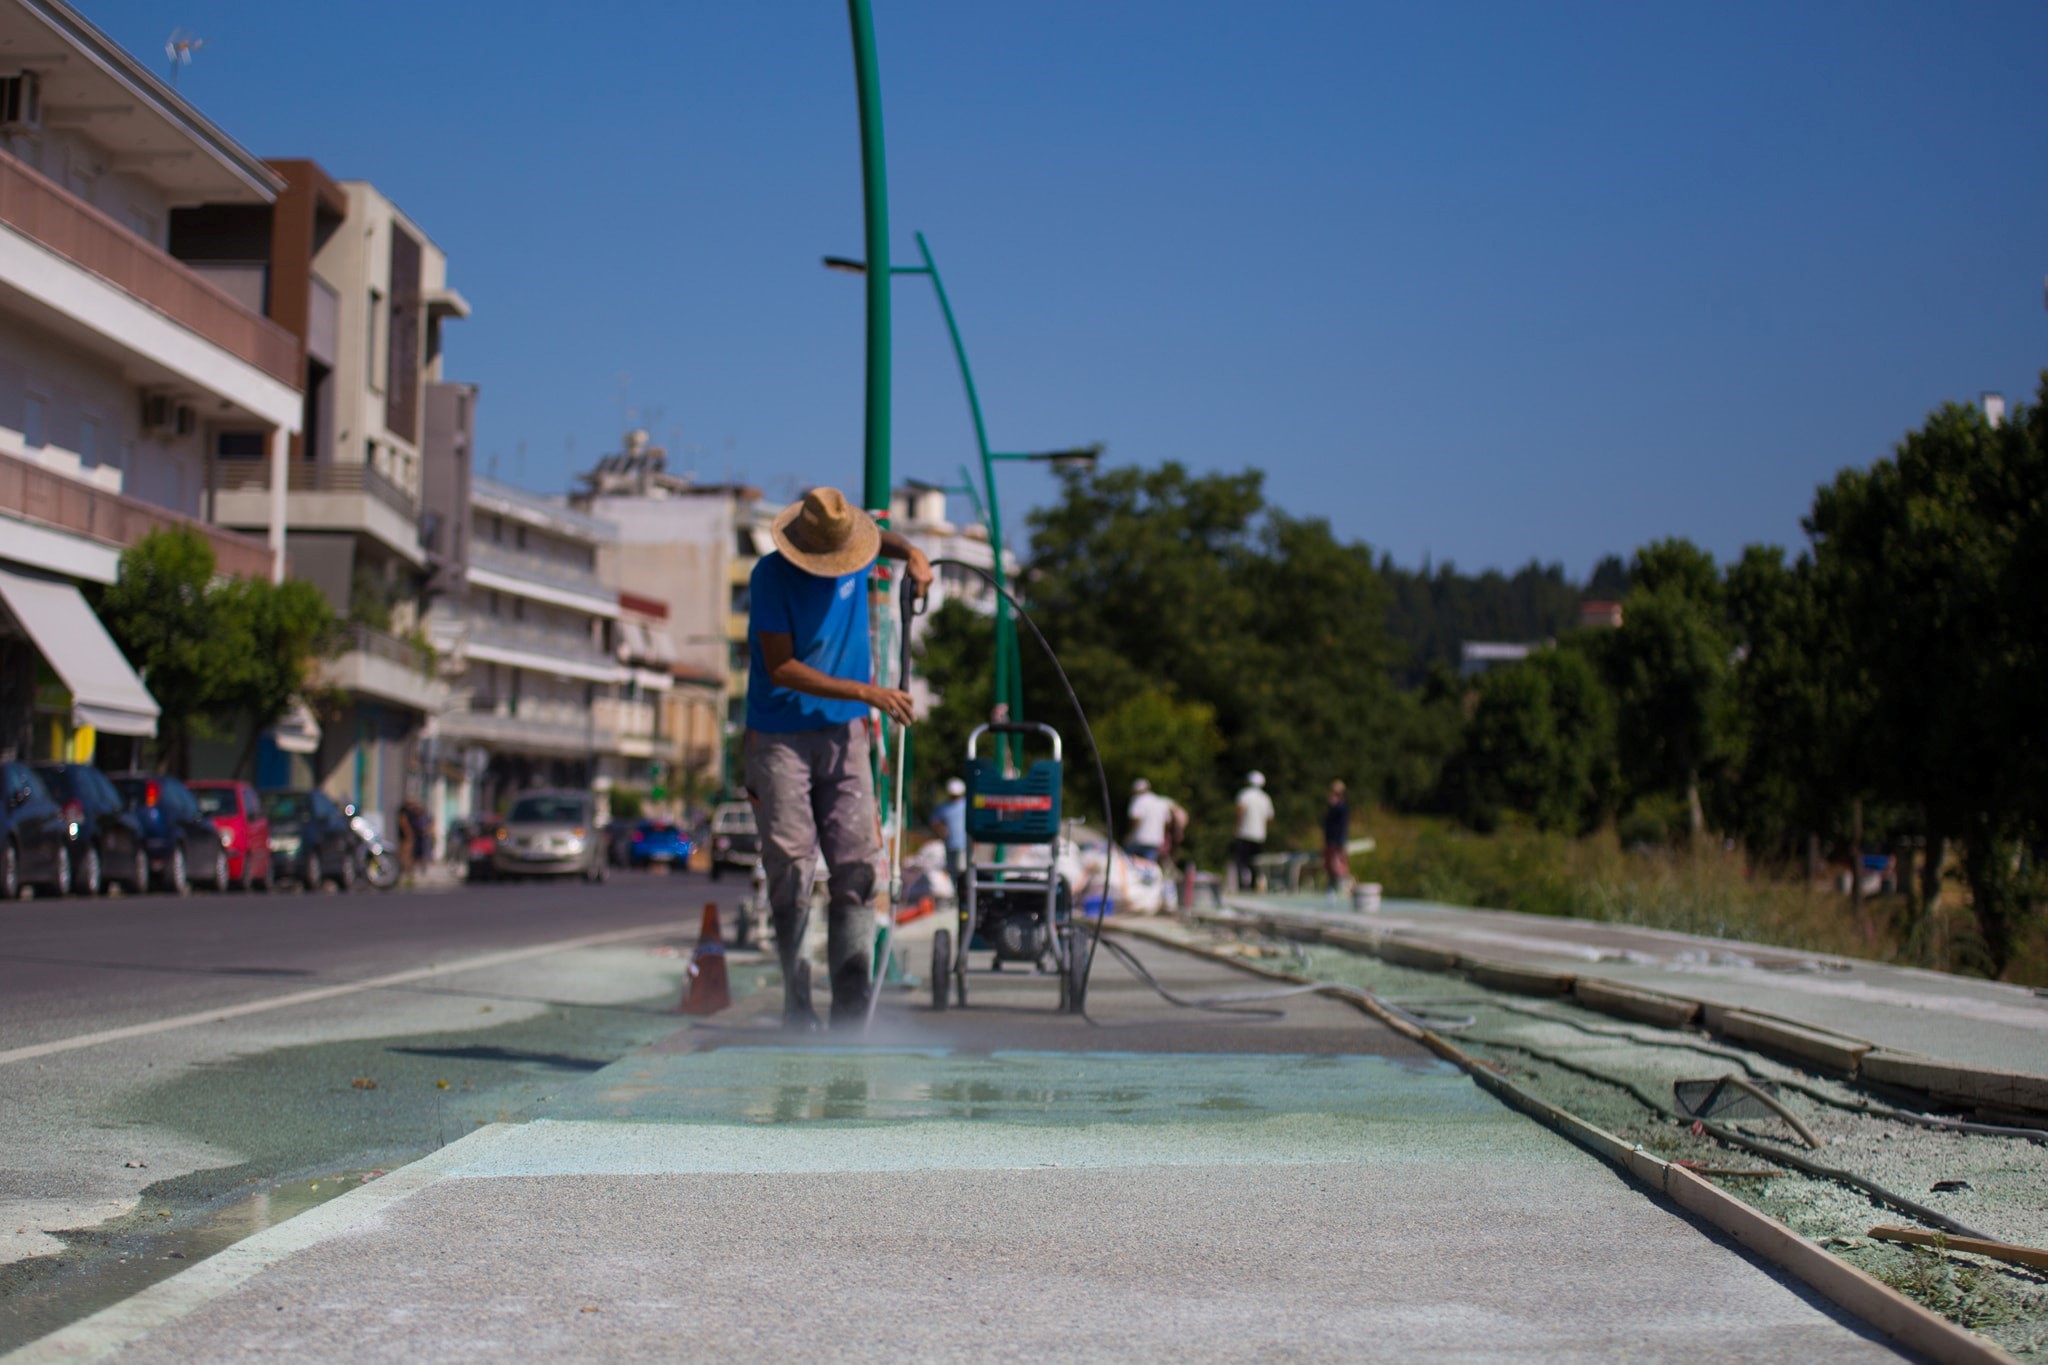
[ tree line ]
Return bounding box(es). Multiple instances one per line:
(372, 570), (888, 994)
(914, 380), (2046, 976)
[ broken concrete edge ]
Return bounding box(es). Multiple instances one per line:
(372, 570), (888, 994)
(1197, 901), (2048, 1120)
(6, 1126), (524, 1364)
(1113, 920), (2015, 1365)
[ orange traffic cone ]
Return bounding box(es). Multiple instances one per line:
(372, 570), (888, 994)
(679, 901), (731, 1015)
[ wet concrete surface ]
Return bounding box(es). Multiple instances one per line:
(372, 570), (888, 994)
(20, 936), (1912, 1361)
(0, 873), (751, 1352)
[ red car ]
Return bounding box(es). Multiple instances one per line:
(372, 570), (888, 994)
(188, 780), (273, 891)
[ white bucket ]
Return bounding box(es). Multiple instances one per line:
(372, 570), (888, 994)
(1351, 882), (1382, 914)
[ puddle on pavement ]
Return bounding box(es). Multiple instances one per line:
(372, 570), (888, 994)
(0, 1172), (368, 1354)
(563, 1047), (1486, 1127)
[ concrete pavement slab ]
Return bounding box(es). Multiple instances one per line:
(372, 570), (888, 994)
(14, 936), (1909, 1361)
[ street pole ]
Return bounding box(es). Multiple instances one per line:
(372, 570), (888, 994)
(910, 231), (1019, 728)
(847, 0), (892, 518)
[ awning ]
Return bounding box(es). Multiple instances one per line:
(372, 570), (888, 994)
(266, 699), (322, 755)
(0, 564), (160, 736)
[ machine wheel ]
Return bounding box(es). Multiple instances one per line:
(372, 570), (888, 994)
(126, 847), (148, 895)
(335, 852), (355, 892)
(930, 929), (951, 1012)
(302, 850), (321, 892)
(46, 844), (70, 898)
(210, 850), (230, 891)
(365, 850), (399, 890)
(1, 840), (18, 900)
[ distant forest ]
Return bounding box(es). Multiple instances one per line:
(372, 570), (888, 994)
(1379, 554), (1630, 687)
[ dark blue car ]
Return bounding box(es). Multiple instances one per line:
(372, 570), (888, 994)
(626, 819), (693, 870)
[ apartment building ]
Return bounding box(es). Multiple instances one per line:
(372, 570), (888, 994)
(429, 477), (626, 818)
(0, 0), (300, 762)
(573, 430), (765, 796)
(198, 168), (465, 806)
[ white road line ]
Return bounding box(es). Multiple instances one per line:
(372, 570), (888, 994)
(0, 919), (699, 1067)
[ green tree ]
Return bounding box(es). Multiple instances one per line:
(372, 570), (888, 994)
(1599, 539), (1729, 839)
(95, 528), (221, 775)
(209, 575), (337, 776)
(1451, 646), (1614, 834)
(95, 528), (337, 779)
(1807, 392), (2046, 972)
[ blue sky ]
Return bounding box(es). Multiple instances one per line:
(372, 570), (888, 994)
(91, 1), (2048, 578)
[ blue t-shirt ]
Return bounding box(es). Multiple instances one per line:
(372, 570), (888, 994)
(746, 550), (874, 733)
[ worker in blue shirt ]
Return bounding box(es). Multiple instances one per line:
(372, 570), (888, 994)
(744, 487), (931, 1029)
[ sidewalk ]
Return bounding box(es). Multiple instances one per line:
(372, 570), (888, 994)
(12, 936), (1906, 1362)
(1217, 893), (2048, 1118)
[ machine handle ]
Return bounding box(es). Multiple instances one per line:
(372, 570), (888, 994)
(967, 721), (1063, 761)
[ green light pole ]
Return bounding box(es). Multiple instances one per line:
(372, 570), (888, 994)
(825, 236), (1101, 727)
(846, 0), (891, 517)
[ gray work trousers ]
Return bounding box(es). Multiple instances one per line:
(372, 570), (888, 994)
(744, 721), (880, 1018)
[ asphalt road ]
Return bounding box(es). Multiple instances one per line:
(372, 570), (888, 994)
(0, 868), (755, 1353)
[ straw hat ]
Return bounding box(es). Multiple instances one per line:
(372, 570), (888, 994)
(771, 487), (881, 577)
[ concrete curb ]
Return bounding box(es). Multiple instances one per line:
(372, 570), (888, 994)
(1110, 919), (2014, 1365)
(1198, 902), (2048, 1120)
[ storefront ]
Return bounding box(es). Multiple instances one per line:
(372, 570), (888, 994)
(0, 563), (158, 763)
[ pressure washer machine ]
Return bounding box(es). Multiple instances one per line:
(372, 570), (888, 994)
(930, 721), (1089, 1014)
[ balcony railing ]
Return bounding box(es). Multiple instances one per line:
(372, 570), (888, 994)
(342, 622), (433, 676)
(465, 617), (616, 671)
(215, 458), (417, 519)
(0, 449), (273, 580)
(0, 153), (300, 387)
(468, 538), (610, 600)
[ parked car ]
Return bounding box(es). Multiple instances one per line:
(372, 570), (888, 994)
(708, 801), (760, 881)
(261, 789), (357, 892)
(188, 780), (273, 891)
(626, 818), (693, 870)
(109, 773), (230, 895)
(32, 761), (146, 895)
(1, 760), (71, 900)
(490, 790), (606, 881)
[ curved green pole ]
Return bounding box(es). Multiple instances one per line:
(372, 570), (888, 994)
(848, 0), (891, 517)
(912, 231), (1020, 730)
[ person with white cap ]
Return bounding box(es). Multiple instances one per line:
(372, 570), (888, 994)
(1125, 778), (1185, 865)
(745, 486), (932, 1029)
(931, 776), (969, 893)
(1232, 770), (1274, 889)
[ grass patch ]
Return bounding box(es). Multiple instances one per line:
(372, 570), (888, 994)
(1352, 810), (2047, 985)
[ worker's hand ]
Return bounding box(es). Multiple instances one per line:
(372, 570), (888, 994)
(906, 548), (934, 604)
(866, 685), (916, 726)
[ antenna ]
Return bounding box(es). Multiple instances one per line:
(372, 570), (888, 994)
(165, 30), (204, 87)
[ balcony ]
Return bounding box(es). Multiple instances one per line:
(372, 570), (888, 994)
(211, 459), (424, 565)
(463, 616), (620, 684)
(467, 538), (615, 615)
(0, 448), (273, 580)
(320, 622), (445, 714)
(0, 152), (299, 387)
(440, 693), (618, 759)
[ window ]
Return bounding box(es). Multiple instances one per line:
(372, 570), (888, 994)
(79, 417), (99, 468)
(215, 431), (265, 460)
(22, 394), (44, 449)
(366, 287), (384, 390)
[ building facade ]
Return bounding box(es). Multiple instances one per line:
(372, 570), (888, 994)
(428, 476), (625, 822)
(201, 170), (466, 812)
(0, 0), (300, 764)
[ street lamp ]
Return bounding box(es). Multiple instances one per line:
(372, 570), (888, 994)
(824, 238), (1101, 729)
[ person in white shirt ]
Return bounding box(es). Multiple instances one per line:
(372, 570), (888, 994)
(1232, 770), (1274, 889)
(1124, 778), (1185, 865)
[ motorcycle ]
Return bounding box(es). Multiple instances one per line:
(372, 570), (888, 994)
(346, 807), (401, 890)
